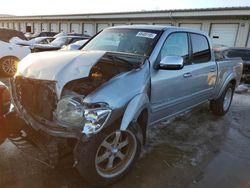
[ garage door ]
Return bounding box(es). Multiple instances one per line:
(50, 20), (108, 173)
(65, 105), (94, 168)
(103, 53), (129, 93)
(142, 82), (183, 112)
(246, 32), (250, 47)
(50, 23), (59, 32)
(60, 23), (68, 33)
(113, 23), (127, 26)
(210, 24), (239, 47)
(131, 23), (148, 25)
(34, 23), (41, 33)
(20, 23), (26, 33)
(180, 23), (202, 30)
(27, 23), (33, 33)
(97, 23), (109, 32)
(8, 23), (13, 29)
(154, 23), (172, 26)
(41, 23), (48, 32)
(83, 24), (94, 36)
(14, 23), (19, 31)
(71, 23), (81, 34)
(3, 22), (8, 28)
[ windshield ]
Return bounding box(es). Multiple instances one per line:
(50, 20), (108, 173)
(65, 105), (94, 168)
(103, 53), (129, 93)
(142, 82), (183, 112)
(83, 28), (161, 56)
(51, 37), (68, 46)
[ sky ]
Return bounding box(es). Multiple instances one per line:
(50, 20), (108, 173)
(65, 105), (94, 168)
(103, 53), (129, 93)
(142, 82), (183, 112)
(1, 0), (250, 16)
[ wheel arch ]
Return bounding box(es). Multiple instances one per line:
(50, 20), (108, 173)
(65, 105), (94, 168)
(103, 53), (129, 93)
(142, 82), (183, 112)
(216, 73), (237, 99)
(0, 55), (20, 62)
(120, 93), (150, 144)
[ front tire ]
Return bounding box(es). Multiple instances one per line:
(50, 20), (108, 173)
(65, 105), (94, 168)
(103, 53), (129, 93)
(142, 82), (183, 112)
(210, 83), (235, 116)
(74, 125), (141, 186)
(0, 56), (19, 77)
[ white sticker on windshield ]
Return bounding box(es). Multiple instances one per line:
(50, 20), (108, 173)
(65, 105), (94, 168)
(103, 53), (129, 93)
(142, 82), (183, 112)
(136, 32), (157, 39)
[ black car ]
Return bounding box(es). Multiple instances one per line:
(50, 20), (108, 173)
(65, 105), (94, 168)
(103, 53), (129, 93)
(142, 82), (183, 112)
(30, 32), (58, 39)
(31, 35), (90, 52)
(214, 47), (250, 83)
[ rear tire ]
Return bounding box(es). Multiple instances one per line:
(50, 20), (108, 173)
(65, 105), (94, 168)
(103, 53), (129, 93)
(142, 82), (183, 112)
(74, 124), (141, 186)
(210, 83), (234, 116)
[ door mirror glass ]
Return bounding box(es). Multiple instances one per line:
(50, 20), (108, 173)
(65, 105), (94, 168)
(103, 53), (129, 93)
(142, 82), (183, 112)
(159, 56), (184, 70)
(67, 44), (80, 51)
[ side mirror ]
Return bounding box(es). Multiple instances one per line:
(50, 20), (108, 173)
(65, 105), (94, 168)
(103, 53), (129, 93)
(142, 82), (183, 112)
(159, 56), (184, 70)
(67, 44), (80, 51)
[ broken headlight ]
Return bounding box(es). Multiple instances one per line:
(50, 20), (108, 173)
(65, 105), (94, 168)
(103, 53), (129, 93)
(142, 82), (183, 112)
(55, 96), (84, 127)
(55, 96), (111, 134)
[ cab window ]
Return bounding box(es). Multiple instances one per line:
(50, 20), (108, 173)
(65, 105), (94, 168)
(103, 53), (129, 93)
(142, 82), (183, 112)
(160, 32), (189, 62)
(190, 34), (211, 63)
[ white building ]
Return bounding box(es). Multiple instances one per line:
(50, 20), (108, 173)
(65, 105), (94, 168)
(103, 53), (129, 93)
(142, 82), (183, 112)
(1, 7), (250, 47)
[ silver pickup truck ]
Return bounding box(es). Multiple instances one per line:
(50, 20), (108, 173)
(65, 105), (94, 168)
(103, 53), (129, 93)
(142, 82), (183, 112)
(8, 25), (242, 185)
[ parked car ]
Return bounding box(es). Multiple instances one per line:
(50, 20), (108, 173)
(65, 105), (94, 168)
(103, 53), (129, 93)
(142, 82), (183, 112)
(0, 29), (31, 77)
(60, 39), (89, 51)
(30, 32), (59, 39)
(8, 25), (242, 186)
(31, 35), (90, 52)
(214, 47), (250, 83)
(10, 36), (55, 47)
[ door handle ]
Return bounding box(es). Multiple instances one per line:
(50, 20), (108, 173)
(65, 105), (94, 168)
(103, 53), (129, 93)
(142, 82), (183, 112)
(183, 72), (192, 78)
(210, 67), (216, 72)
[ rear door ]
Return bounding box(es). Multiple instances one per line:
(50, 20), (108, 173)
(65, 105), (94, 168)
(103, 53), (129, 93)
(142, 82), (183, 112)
(188, 33), (217, 101)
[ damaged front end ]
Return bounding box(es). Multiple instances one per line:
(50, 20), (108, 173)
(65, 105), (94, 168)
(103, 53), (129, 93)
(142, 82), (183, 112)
(11, 51), (145, 137)
(9, 50), (147, 167)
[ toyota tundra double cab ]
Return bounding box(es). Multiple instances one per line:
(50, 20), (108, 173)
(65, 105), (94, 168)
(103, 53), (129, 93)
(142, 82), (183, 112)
(7, 25), (242, 186)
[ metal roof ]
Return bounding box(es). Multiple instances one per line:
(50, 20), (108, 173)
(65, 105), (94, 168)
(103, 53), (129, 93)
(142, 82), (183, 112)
(0, 7), (250, 20)
(109, 25), (168, 30)
(109, 24), (208, 35)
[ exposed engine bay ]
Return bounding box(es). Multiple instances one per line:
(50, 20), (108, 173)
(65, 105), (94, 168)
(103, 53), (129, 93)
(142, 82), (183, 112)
(62, 53), (145, 97)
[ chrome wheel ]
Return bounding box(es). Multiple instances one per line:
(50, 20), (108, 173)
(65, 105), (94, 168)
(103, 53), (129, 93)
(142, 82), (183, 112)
(1, 57), (18, 76)
(95, 130), (137, 178)
(223, 87), (233, 111)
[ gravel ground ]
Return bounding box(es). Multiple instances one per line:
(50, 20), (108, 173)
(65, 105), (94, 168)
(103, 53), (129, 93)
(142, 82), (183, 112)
(0, 83), (249, 188)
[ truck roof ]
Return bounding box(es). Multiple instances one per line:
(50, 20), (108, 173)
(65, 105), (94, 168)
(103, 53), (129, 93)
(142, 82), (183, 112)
(110, 24), (168, 31)
(108, 24), (208, 36)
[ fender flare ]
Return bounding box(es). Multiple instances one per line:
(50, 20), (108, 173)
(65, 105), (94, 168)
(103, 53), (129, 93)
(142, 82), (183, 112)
(120, 93), (150, 131)
(216, 72), (237, 99)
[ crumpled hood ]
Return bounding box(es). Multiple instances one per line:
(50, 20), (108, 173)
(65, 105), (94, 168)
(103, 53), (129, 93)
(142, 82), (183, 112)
(16, 50), (106, 97)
